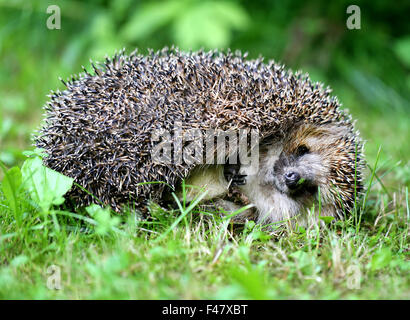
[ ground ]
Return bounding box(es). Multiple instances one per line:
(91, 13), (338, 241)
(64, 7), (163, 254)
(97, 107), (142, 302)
(0, 158), (409, 298)
(0, 0), (409, 300)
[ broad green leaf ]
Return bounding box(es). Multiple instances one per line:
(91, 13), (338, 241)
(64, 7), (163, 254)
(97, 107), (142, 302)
(120, 0), (185, 41)
(370, 248), (392, 271)
(1, 165), (22, 215)
(89, 13), (123, 60)
(211, 1), (250, 30)
(0, 116), (13, 140)
(22, 148), (47, 158)
(121, 0), (249, 49)
(174, 6), (230, 50)
(319, 216), (335, 224)
(174, 1), (249, 50)
(10, 255), (29, 268)
(290, 250), (318, 275)
(2, 94), (26, 113)
(86, 204), (120, 235)
(394, 37), (410, 68)
(21, 157), (74, 212)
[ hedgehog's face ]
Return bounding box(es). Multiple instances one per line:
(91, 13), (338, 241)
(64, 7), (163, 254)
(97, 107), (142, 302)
(270, 145), (325, 199)
(260, 123), (352, 205)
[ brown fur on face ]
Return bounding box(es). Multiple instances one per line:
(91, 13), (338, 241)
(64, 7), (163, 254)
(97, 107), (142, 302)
(239, 122), (364, 224)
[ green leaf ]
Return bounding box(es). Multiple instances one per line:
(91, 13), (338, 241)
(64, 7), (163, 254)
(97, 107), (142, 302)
(211, 1), (249, 30)
(173, 1), (249, 50)
(319, 216), (335, 224)
(2, 94), (26, 113)
(120, 0), (184, 42)
(0, 164), (22, 215)
(370, 248), (392, 271)
(174, 6), (230, 50)
(251, 230), (271, 242)
(86, 204), (120, 235)
(22, 148), (47, 158)
(10, 255), (29, 268)
(121, 0), (250, 49)
(296, 178), (306, 186)
(394, 37), (410, 68)
(21, 157), (74, 212)
(88, 13), (124, 60)
(290, 250), (318, 275)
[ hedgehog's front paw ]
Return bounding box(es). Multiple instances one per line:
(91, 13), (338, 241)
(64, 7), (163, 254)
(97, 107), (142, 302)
(224, 164), (247, 186)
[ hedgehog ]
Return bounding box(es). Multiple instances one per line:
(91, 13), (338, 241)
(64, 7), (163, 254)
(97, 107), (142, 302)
(35, 47), (365, 223)
(203, 122), (365, 225)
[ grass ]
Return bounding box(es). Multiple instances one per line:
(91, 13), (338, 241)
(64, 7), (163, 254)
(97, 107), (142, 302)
(0, 152), (409, 299)
(0, 51), (408, 300)
(0, 0), (409, 300)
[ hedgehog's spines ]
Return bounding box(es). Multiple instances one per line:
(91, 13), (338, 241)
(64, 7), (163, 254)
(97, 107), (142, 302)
(35, 48), (364, 214)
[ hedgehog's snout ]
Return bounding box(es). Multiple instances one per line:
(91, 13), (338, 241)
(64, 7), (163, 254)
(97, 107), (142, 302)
(271, 149), (321, 197)
(275, 165), (309, 194)
(284, 171), (301, 189)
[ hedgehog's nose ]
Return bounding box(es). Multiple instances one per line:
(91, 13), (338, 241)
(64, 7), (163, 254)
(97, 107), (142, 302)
(284, 171), (300, 188)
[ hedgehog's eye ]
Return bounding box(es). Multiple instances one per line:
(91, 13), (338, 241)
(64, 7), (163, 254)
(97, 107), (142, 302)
(296, 145), (309, 157)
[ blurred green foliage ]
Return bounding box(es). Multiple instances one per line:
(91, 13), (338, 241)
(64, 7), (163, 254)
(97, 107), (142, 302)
(0, 0), (409, 182)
